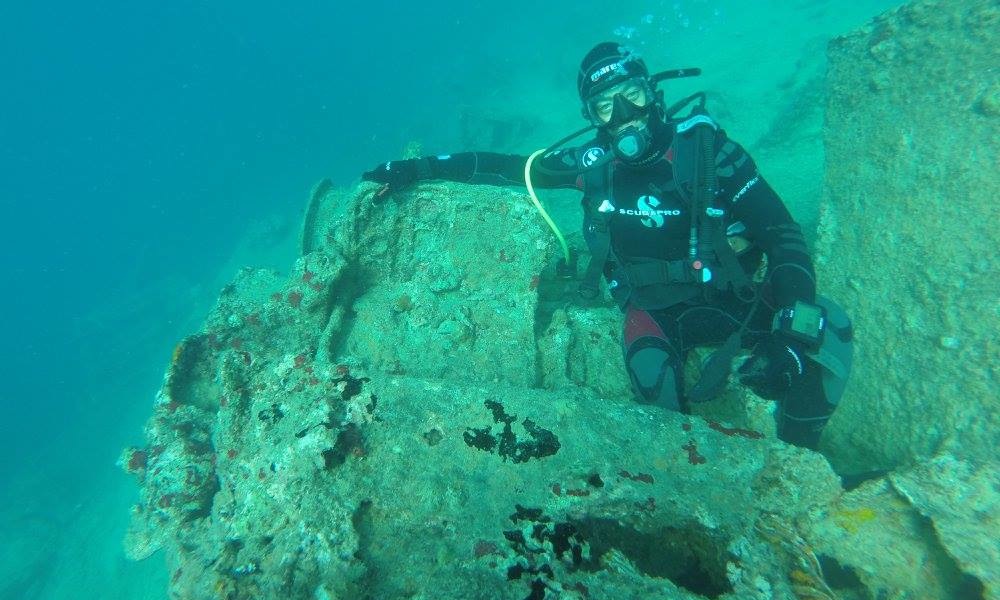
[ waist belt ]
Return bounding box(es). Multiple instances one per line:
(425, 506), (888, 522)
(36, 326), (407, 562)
(624, 259), (697, 288)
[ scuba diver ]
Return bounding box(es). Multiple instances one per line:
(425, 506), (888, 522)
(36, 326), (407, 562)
(361, 42), (853, 451)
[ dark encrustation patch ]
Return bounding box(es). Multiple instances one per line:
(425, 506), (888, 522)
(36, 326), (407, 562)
(257, 403), (284, 424)
(321, 424), (365, 470)
(422, 428), (444, 446)
(463, 400), (560, 463)
(333, 373), (370, 402)
(289, 373), (374, 469)
(498, 505), (734, 599)
(503, 505), (592, 598)
(294, 373), (375, 439)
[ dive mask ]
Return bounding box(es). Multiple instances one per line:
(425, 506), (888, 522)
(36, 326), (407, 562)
(585, 78), (657, 161)
(584, 77), (653, 126)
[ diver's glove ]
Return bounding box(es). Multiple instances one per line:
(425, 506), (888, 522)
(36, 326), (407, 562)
(737, 333), (805, 400)
(362, 159), (424, 199)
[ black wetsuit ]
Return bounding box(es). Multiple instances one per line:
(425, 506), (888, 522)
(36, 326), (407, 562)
(411, 121), (835, 449)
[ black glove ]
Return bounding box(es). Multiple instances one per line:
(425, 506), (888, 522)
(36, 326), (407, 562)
(738, 333), (806, 400)
(361, 159), (420, 199)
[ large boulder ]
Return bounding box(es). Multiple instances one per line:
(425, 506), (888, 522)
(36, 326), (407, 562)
(122, 172), (998, 598)
(816, 0), (1000, 473)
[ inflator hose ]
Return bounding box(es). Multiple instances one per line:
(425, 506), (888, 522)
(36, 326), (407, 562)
(524, 149), (571, 264)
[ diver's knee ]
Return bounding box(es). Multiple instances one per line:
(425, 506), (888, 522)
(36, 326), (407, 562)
(625, 338), (682, 412)
(811, 295), (854, 406)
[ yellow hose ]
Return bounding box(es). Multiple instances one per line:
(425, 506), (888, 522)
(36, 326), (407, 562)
(524, 149), (571, 264)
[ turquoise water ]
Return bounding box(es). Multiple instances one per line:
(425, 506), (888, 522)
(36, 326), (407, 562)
(0, 1), (904, 598)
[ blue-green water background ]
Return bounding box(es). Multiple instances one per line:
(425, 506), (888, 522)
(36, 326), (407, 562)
(0, 1), (902, 597)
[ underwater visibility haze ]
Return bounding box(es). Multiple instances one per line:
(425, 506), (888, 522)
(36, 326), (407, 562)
(1, 0), (997, 598)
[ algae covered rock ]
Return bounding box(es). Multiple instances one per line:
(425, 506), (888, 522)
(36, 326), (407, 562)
(537, 305), (631, 403)
(797, 453), (1000, 600)
(335, 183), (550, 385)
(119, 179), (850, 599)
(816, 0), (1000, 473)
(889, 455), (1000, 598)
(122, 176), (998, 599)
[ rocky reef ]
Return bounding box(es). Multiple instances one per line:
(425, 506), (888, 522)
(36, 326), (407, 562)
(814, 0), (999, 596)
(122, 176), (994, 599)
(817, 0), (999, 495)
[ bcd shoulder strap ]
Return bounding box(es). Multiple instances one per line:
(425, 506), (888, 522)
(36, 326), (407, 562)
(673, 112), (755, 302)
(578, 155), (615, 299)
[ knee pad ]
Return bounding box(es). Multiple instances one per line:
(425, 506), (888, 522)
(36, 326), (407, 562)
(807, 295), (854, 406)
(625, 337), (683, 411)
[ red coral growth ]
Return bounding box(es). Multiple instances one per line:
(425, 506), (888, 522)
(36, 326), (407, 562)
(230, 337), (243, 350)
(682, 422), (692, 432)
(683, 440), (707, 465)
(127, 449), (147, 472)
(473, 540), (499, 558)
(288, 291), (303, 308)
(294, 354), (307, 368)
(302, 270), (315, 283)
(336, 364), (350, 376)
(566, 489), (591, 497)
(257, 468), (267, 481)
(498, 250), (515, 263)
(551, 483), (562, 496)
(239, 351), (252, 366)
(309, 281), (324, 292)
(165, 400), (181, 413)
(227, 449), (238, 459)
(529, 275), (540, 290)
(707, 420), (764, 439)
(270, 292), (283, 302)
(219, 396), (228, 408)
(245, 312), (261, 326)
(619, 470), (654, 484)
(308, 377), (319, 386)
(158, 494), (175, 508)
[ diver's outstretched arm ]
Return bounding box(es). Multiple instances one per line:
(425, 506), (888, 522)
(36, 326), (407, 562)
(361, 152), (580, 198)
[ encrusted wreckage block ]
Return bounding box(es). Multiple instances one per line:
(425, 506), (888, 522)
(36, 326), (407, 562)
(123, 116), (999, 597)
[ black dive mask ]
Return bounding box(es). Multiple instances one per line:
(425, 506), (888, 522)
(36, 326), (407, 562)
(533, 69), (704, 177)
(587, 83), (658, 162)
(607, 91), (648, 125)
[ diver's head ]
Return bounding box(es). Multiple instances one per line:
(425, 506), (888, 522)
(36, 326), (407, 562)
(577, 42), (665, 163)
